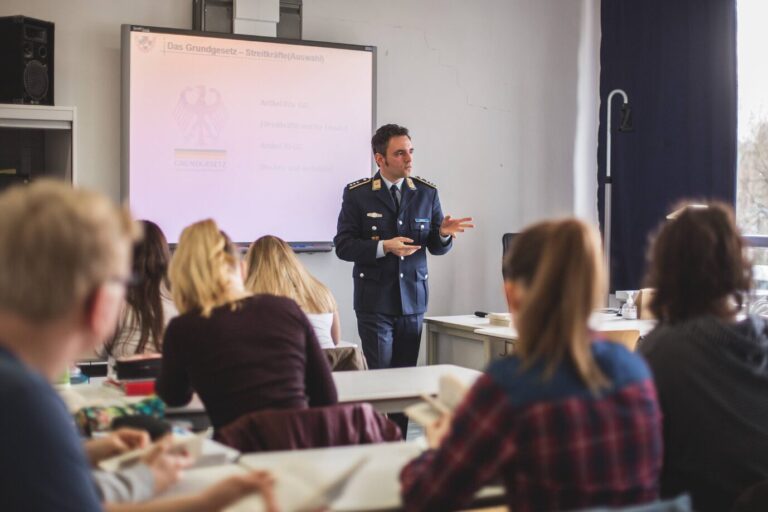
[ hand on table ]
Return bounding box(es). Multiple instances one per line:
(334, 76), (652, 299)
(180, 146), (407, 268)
(84, 428), (150, 466)
(383, 237), (421, 257)
(200, 471), (277, 512)
(425, 413), (453, 449)
(141, 437), (193, 494)
(439, 216), (474, 238)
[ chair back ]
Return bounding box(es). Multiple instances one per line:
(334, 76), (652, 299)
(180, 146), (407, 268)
(596, 329), (641, 351)
(324, 345), (368, 371)
(502, 233), (517, 258)
(214, 402), (402, 453)
(732, 479), (768, 512)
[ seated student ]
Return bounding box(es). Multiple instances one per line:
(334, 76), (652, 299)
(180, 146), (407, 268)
(156, 220), (338, 431)
(103, 220), (178, 363)
(0, 180), (275, 512)
(639, 202), (768, 512)
(400, 219), (663, 511)
(244, 235), (341, 348)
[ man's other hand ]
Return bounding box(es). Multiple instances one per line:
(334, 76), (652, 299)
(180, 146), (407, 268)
(383, 237), (421, 257)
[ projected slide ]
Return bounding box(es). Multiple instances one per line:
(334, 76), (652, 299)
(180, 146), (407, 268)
(125, 28), (374, 244)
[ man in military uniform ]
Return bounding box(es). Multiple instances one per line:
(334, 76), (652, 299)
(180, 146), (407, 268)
(334, 124), (473, 375)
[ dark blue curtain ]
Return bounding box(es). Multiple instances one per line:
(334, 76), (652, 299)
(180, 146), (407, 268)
(598, 0), (738, 291)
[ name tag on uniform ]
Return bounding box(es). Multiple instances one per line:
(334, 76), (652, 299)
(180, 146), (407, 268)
(367, 212), (383, 218)
(415, 218), (430, 223)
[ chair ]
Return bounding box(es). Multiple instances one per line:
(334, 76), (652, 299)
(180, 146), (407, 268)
(502, 233), (517, 258)
(502, 233), (517, 277)
(596, 329), (641, 351)
(731, 479), (768, 512)
(324, 345), (368, 371)
(213, 402), (402, 453)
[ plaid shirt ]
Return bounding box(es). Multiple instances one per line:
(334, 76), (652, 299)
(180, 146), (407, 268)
(400, 341), (662, 512)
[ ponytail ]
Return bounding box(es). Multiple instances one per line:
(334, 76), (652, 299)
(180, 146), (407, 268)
(504, 219), (609, 392)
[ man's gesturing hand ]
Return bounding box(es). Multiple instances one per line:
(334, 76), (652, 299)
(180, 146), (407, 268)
(383, 237), (421, 257)
(439, 215), (475, 238)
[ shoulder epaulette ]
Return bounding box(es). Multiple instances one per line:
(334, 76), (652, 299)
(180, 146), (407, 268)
(347, 177), (372, 190)
(412, 176), (437, 189)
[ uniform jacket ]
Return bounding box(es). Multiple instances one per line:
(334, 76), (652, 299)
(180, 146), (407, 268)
(334, 171), (452, 315)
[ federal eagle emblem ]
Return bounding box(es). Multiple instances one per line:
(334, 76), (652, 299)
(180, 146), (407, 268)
(173, 86), (228, 146)
(136, 35), (156, 53)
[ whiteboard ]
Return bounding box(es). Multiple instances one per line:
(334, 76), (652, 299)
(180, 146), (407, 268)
(121, 25), (375, 247)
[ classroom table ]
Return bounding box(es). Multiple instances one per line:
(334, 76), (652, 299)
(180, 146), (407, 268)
(161, 441), (504, 512)
(425, 313), (657, 368)
(474, 312), (656, 342)
(61, 364), (482, 427)
(424, 315), (496, 368)
(333, 364), (481, 414)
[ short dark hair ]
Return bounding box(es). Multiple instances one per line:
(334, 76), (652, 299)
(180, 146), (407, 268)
(644, 201), (752, 323)
(371, 124), (410, 157)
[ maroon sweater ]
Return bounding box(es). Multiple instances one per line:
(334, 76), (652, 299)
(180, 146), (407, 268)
(156, 294), (338, 429)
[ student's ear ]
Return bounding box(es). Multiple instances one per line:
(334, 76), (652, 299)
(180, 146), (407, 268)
(83, 284), (123, 348)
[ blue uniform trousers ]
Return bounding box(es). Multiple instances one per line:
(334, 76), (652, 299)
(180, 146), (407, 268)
(355, 312), (424, 370)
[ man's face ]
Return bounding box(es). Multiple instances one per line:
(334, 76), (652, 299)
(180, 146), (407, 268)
(376, 135), (413, 182)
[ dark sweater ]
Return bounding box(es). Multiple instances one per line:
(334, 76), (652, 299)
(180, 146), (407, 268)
(156, 294), (338, 430)
(639, 315), (768, 512)
(0, 346), (102, 511)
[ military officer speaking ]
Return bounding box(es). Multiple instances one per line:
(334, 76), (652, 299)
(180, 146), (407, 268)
(334, 124), (473, 376)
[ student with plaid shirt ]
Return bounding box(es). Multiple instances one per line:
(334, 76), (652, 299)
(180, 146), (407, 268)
(400, 219), (663, 512)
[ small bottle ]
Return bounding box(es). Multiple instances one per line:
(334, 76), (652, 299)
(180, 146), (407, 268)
(55, 365), (71, 387)
(623, 291), (638, 320)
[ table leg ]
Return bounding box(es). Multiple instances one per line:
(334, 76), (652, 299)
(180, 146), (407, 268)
(426, 326), (436, 365)
(482, 339), (492, 368)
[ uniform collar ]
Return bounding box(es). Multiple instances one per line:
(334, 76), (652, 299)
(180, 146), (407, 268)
(379, 173), (404, 191)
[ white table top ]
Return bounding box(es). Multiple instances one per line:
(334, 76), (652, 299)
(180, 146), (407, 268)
(332, 364), (482, 403)
(239, 441), (423, 511)
(238, 441), (501, 511)
(474, 312), (656, 341)
(424, 314), (491, 331)
(164, 441), (502, 511)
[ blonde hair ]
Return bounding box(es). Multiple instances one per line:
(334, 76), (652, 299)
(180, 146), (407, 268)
(0, 179), (136, 321)
(503, 219), (609, 392)
(244, 235), (336, 314)
(169, 219), (242, 316)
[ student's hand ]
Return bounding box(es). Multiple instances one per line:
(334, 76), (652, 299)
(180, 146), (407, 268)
(439, 216), (474, 238)
(383, 237), (421, 257)
(84, 428), (150, 466)
(141, 438), (193, 494)
(425, 413), (453, 449)
(200, 471), (277, 512)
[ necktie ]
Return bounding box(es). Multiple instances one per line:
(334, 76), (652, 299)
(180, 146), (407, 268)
(390, 184), (400, 211)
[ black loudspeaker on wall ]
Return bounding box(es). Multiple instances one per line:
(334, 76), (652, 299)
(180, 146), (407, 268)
(0, 16), (54, 105)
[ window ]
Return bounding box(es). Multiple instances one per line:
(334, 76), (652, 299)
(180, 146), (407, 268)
(737, 0), (768, 289)
(737, 0), (768, 237)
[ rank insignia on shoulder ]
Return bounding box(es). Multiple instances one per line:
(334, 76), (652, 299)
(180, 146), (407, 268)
(347, 177), (372, 190)
(372, 179), (382, 191)
(406, 177), (416, 190)
(412, 176), (437, 188)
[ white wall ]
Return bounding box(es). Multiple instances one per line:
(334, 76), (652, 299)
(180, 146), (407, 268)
(0, 0), (600, 345)
(301, 0), (600, 344)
